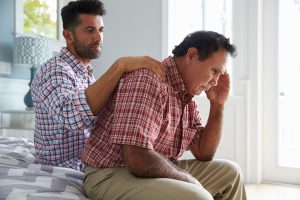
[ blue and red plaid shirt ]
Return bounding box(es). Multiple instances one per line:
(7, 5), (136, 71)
(82, 56), (205, 168)
(31, 47), (96, 171)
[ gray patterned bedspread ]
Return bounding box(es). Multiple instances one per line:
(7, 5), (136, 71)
(0, 136), (89, 200)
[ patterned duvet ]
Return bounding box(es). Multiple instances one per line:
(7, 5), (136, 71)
(0, 136), (89, 200)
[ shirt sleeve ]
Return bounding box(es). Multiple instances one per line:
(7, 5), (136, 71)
(109, 69), (164, 150)
(188, 100), (205, 147)
(32, 62), (96, 131)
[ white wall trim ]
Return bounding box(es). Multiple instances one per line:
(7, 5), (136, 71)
(232, 0), (263, 184)
(161, 0), (169, 59)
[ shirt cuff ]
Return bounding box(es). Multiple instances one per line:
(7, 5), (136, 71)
(110, 132), (154, 150)
(73, 90), (97, 121)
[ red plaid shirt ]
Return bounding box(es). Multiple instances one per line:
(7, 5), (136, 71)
(82, 56), (204, 168)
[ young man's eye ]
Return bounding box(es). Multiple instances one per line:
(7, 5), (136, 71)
(85, 28), (94, 33)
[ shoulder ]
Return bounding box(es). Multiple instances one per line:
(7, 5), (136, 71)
(120, 69), (161, 88)
(123, 68), (160, 81)
(118, 69), (166, 96)
(33, 56), (76, 89)
(38, 56), (75, 79)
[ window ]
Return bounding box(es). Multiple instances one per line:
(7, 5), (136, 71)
(23, 0), (58, 40)
(167, 0), (232, 53)
(15, 0), (71, 54)
(163, 0), (233, 94)
(278, 0), (300, 169)
(263, 0), (300, 185)
(15, 0), (71, 41)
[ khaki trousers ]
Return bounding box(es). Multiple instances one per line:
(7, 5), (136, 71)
(84, 159), (247, 200)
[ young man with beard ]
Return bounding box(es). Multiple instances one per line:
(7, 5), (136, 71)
(31, 0), (164, 171)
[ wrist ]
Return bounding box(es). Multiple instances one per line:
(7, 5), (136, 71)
(181, 172), (200, 185)
(209, 103), (224, 121)
(210, 102), (225, 110)
(112, 57), (126, 75)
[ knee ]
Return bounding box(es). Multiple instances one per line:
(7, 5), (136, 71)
(220, 160), (245, 183)
(188, 189), (214, 200)
(176, 184), (214, 200)
(83, 175), (95, 199)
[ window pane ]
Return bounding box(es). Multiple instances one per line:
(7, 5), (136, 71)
(172, 0), (203, 47)
(170, 0), (233, 94)
(278, 0), (300, 168)
(203, 0), (232, 37)
(24, 0), (57, 39)
(202, 0), (233, 87)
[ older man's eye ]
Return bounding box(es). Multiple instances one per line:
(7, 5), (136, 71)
(211, 68), (218, 74)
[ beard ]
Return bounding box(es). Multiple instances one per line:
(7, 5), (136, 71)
(73, 37), (102, 60)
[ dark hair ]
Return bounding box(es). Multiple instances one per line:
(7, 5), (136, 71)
(172, 31), (237, 60)
(61, 0), (106, 30)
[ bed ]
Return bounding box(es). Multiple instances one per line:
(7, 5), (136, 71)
(0, 136), (89, 200)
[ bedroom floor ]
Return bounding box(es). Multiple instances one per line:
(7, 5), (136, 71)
(246, 183), (300, 200)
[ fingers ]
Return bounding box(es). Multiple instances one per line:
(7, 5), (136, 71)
(218, 72), (230, 83)
(121, 56), (165, 81)
(143, 56), (165, 80)
(217, 74), (230, 91)
(220, 71), (229, 78)
(144, 56), (161, 66)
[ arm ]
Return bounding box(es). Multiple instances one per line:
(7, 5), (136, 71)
(190, 73), (230, 161)
(109, 70), (199, 185)
(31, 63), (97, 131)
(122, 145), (200, 185)
(190, 104), (224, 161)
(85, 56), (164, 115)
(32, 56), (163, 131)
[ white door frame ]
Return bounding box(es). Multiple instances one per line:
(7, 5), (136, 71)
(162, 0), (264, 183)
(262, 0), (300, 185)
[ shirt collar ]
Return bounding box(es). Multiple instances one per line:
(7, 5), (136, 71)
(162, 56), (193, 104)
(60, 47), (94, 76)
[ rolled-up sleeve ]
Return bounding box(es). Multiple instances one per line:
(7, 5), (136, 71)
(40, 64), (96, 130)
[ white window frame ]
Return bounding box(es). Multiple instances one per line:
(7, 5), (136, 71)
(162, 0), (233, 93)
(14, 0), (70, 53)
(162, 0), (263, 184)
(262, 0), (300, 185)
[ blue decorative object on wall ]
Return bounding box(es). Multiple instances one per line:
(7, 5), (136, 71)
(14, 36), (51, 109)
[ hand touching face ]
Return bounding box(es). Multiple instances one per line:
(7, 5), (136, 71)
(205, 72), (230, 105)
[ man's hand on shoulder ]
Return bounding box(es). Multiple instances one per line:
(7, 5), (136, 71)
(85, 55), (165, 116)
(115, 56), (165, 81)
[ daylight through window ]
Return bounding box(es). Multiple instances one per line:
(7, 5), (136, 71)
(23, 0), (58, 39)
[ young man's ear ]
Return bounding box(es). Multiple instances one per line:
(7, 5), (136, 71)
(185, 47), (199, 65)
(63, 29), (74, 45)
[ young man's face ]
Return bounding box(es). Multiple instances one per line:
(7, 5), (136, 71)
(184, 48), (227, 96)
(69, 14), (104, 62)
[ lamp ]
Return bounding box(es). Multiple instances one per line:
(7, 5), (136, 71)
(14, 36), (51, 109)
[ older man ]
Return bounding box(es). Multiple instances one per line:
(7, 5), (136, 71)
(82, 31), (247, 200)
